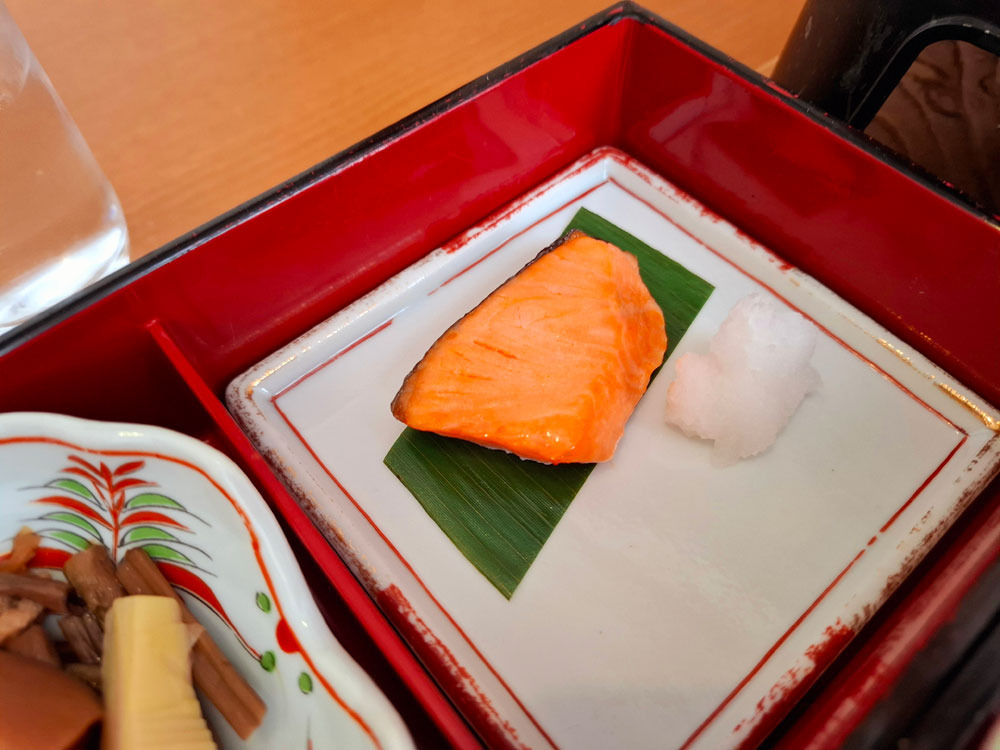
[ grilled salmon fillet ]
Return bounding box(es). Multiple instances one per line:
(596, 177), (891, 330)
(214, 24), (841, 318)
(391, 230), (667, 464)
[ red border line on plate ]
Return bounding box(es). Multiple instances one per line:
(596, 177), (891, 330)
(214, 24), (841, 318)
(679, 547), (867, 750)
(271, 397), (559, 750)
(0, 435), (383, 749)
(439, 145), (615, 255)
(677, 433), (967, 750)
(605, 167), (970, 537)
(267, 150), (973, 750)
(435, 181), (605, 291)
(606, 172), (966, 438)
(265, 156), (623, 750)
(880, 435), (967, 533)
(274, 319), (394, 400)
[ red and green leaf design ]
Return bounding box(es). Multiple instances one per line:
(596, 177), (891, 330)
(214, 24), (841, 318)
(32, 456), (188, 557)
(1, 448), (333, 743)
(16, 454), (255, 652)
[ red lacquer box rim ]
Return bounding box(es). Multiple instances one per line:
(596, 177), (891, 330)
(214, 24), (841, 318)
(3, 2), (995, 361)
(0, 4), (997, 749)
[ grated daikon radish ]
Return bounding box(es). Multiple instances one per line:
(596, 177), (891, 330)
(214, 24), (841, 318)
(664, 293), (820, 464)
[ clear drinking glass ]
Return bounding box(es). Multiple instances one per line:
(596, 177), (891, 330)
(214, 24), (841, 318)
(0, 3), (129, 333)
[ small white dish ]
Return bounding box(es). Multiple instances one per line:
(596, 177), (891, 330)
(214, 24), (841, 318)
(0, 411), (414, 750)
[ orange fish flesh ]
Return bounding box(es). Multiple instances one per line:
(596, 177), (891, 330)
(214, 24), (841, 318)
(391, 230), (667, 464)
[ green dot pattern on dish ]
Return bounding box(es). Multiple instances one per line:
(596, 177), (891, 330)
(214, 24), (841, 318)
(383, 207), (714, 599)
(256, 592), (271, 613)
(298, 672), (313, 694)
(260, 651), (276, 672)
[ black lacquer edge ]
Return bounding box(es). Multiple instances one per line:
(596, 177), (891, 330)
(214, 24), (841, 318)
(3, 1), (995, 353)
(0, 3), (634, 357)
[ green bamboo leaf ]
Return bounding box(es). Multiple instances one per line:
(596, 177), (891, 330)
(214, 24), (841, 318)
(122, 526), (180, 545)
(124, 493), (185, 511)
(40, 512), (102, 540)
(139, 543), (194, 565)
(260, 651), (276, 672)
(298, 672), (313, 694)
(45, 529), (90, 551)
(47, 478), (95, 499)
(385, 431), (591, 598)
(384, 209), (714, 599)
(256, 592), (271, 613)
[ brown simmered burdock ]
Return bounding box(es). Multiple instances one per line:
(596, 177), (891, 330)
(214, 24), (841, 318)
(117, 548), (266, 739)
(0, 536), (266, 742)
(0, 571), (70, 612)
(63, 544), (125, 623)
(82, 611), (103, 648)
(2, 624), (60, 667)
(59, 614), (102, 665)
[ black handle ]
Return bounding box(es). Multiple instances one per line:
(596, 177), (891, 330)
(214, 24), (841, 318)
(772, 0), (1000, 128)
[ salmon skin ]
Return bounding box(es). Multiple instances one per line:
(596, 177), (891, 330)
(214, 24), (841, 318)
(391, 230), (667, 464)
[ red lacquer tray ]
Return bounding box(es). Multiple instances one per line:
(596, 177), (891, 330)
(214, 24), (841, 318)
(0, 4), (997, 748)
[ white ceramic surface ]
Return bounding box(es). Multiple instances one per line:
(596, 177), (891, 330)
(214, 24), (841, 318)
(0, 411), (414, 750)
(227, 147), (1000, 750)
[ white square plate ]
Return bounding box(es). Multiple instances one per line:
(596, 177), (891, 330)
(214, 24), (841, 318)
(227, 147), (1000, 750)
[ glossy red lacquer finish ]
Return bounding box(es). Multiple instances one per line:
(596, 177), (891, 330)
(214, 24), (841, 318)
(0, 6), (997, 748)
(619, 21), (1000, 408)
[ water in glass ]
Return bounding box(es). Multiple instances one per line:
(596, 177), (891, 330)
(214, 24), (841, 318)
(0, 4), (129, 333)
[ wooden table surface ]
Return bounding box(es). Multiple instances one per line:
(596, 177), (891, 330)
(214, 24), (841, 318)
(6, 0), (805, 262)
